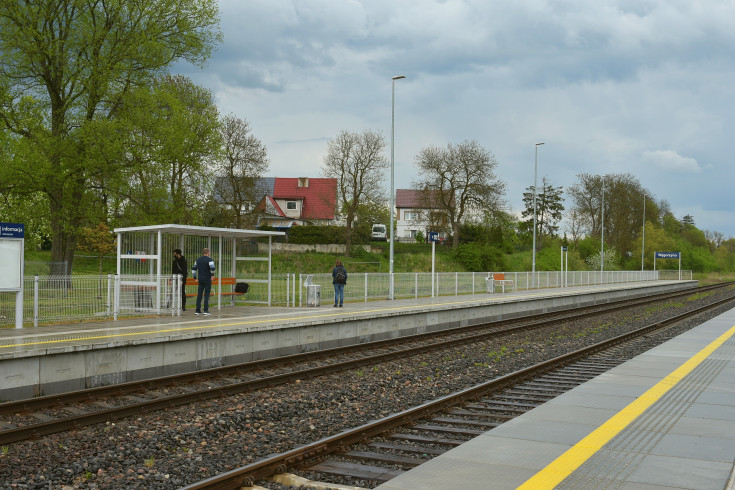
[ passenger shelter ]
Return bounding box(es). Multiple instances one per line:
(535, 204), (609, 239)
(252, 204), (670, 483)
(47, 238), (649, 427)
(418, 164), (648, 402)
(113, 224), (285, 313)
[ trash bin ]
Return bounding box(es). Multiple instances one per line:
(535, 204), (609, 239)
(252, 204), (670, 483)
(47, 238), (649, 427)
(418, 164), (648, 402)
(303, 275), (321, 307)
(485, 275), (494, 293)
(307, 284), (321, 306)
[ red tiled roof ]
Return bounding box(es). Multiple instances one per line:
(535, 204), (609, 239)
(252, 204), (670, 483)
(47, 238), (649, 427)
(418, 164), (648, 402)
(273, 178), (337, 220)
(395, 189), (446, 209)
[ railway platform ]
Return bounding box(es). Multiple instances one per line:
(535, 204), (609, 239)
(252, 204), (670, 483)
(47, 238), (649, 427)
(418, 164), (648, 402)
(0, 280), (695, 402)
(378, 304), (735, 490)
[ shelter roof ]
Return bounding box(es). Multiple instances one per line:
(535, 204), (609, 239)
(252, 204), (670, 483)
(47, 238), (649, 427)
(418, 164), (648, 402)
(113, 224), (284, 239)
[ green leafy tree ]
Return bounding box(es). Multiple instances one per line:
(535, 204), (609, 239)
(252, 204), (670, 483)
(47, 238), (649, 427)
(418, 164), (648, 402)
(0, 0), (221, 273)
(78, 223), (116, 276)
(93, 75), (222, 226)
(521, 176), (564, 251)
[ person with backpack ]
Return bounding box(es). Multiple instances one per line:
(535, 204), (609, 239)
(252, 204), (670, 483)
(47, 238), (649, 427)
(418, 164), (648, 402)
(332, 260), (347, 307)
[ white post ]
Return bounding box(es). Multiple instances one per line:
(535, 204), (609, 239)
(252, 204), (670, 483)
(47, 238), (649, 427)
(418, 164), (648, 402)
(107, 273), (112, 316)
(365, 273), (368, 302)
(431, 240), (435, 297)
(268, 236), (272, 306)
(218, 235), (223, 311)
(415, 273), (418, 299)
(34, 275), (39, 327)
(389, 75), (406, 301)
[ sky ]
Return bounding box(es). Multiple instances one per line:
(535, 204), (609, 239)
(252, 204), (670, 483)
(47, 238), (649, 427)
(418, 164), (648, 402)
(176, 0), (735, 239)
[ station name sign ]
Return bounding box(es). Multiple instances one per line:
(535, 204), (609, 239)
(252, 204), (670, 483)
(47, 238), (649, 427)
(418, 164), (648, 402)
(655, 252), (680, 259)
(0, 222), (25, 238)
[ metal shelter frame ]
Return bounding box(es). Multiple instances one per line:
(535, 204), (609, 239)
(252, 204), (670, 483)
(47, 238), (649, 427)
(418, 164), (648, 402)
(113, 224), (285, 312)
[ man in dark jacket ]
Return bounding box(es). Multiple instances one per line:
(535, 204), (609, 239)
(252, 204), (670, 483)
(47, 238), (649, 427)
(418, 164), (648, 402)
(192, 248), (216, 316)
(332, 260), (347, 307)
(172, 249), (188, 311)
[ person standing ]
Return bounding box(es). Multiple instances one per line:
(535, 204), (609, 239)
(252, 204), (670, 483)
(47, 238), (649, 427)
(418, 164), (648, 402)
(192, 248), (215, 316)
(172, 249), (188, 311)
(332, 260), (347, 307)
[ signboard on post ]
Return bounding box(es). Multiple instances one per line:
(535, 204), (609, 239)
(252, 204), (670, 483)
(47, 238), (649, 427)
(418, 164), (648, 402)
(0, 222), (25, 328)
(654, 251), (681, 279)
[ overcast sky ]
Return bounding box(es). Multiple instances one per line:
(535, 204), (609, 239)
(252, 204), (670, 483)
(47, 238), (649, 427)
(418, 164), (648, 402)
(176, 0), (735, 239)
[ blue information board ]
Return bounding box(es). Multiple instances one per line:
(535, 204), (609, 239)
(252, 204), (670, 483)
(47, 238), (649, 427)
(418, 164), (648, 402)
(655, 252), (680, 259)
(0, 222), (25, 238)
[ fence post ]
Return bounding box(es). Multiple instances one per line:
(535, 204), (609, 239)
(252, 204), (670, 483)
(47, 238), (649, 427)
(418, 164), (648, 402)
(34, 275), (39, 327)
(455, 272), (458, 296)
(299, 273), (302, 307)
(107, 274), (112, 316)
(365, 273), (368, 302)
(286, 273), (290, 307)
(114, 274), (120, 321)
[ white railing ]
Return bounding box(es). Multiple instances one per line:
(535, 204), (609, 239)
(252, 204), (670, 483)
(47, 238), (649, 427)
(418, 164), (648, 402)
(0, 269), (691, 327)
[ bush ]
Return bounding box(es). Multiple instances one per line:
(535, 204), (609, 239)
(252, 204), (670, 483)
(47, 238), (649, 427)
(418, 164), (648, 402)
(287, 225), (345, 245)
(454, 243), (506, 272)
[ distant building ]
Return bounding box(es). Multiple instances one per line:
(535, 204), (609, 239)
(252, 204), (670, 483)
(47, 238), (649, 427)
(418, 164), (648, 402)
(395, 189), (449, 241)
(253, 177), (338, 229)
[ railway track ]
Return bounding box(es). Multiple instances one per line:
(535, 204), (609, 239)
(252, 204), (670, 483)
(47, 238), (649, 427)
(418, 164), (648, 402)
(0, 283), (731, 450)
(181, 290), (735, 489)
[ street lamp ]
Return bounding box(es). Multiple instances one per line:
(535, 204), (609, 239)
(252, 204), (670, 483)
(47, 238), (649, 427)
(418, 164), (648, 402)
(641, 193), (646, 271)
(389, 75), (405, 300)
(600, 175), (605, 272)
(532, 142), (544, 287)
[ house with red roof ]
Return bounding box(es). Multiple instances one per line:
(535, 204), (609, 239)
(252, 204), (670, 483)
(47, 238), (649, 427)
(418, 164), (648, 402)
(254, 177), (338, 229)
(395, 189), (450, 241)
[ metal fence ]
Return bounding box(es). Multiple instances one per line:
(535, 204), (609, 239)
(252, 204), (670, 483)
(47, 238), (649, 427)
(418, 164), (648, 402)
(0, 269), (691, 328)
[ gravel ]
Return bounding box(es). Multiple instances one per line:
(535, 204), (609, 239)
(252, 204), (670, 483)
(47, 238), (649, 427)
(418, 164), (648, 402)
(0, 288), (732, 489)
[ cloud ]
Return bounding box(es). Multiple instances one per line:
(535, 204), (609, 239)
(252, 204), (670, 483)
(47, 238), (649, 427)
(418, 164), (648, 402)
(641, 150), (704, 172)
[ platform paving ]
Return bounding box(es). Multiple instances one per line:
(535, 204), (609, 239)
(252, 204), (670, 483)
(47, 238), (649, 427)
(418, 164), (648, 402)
(378, 304), (735, 490)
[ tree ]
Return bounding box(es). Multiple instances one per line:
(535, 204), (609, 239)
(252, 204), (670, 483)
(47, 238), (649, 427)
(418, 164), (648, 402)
(413, 140), (506, 248)
(0, 0), (221, 273)
(568, 173), (652, 256)
(322, 130), (388, 256)
(521, 176), (564, 251)
(216, 114), (269, 228)
(99, 75), (222, 226)
(78, 223), (116, 276)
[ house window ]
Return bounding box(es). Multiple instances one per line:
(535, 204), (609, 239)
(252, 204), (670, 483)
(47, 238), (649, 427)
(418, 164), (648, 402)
(286, 201), (297, 210)
(405, 211), (419, 221)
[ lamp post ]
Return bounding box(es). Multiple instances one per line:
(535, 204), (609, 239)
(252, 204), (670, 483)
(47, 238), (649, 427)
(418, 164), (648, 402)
(532, 142), (544, 287)
(389, 75), (405, 300)
(600, 175), (605, 272)
(641, 193), (646, 271)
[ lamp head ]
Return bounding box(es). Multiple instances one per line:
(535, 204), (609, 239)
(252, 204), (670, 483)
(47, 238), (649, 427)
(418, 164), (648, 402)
(392, 75), (406, 80)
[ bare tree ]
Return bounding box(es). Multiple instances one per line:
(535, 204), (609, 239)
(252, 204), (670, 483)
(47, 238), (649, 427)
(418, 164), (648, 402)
(217, 114), (269, 228)
(413, 140), (506, 248)
(321, 130), (388, 255)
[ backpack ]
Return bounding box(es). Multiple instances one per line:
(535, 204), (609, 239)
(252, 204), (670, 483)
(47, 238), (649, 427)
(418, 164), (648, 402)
(334, 267), (346, 284)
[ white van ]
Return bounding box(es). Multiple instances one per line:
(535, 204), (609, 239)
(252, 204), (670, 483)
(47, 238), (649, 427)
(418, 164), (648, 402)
(371, 224), (387, 241)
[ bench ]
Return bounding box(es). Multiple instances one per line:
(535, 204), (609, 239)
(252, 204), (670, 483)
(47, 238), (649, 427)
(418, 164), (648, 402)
(489, 273), (515, 293)
(185, 277), (245, 297)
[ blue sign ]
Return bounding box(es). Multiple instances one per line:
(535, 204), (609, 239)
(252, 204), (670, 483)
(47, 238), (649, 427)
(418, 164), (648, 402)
(0, 222), (24, 238)
(562, 246), (568, 252)
(655, 252), (680, 259)
(428, 232), (439, 242)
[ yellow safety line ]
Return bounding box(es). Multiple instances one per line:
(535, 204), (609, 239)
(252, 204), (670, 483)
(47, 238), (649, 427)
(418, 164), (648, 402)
(0, 293), (537, 349)
(518, 323), (735, 489)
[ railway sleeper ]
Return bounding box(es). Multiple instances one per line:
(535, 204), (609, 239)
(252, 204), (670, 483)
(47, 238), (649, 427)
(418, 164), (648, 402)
(469, 399), (539, 409)
(449, 409), (514, 421)
(430, 416), (500, 429)
(306, 460), (404, 483)
(387, 432), (465, 446)
(368, 441), (446, 456)
(412, 423), (485, 436)
(342, 450), (429, 467)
